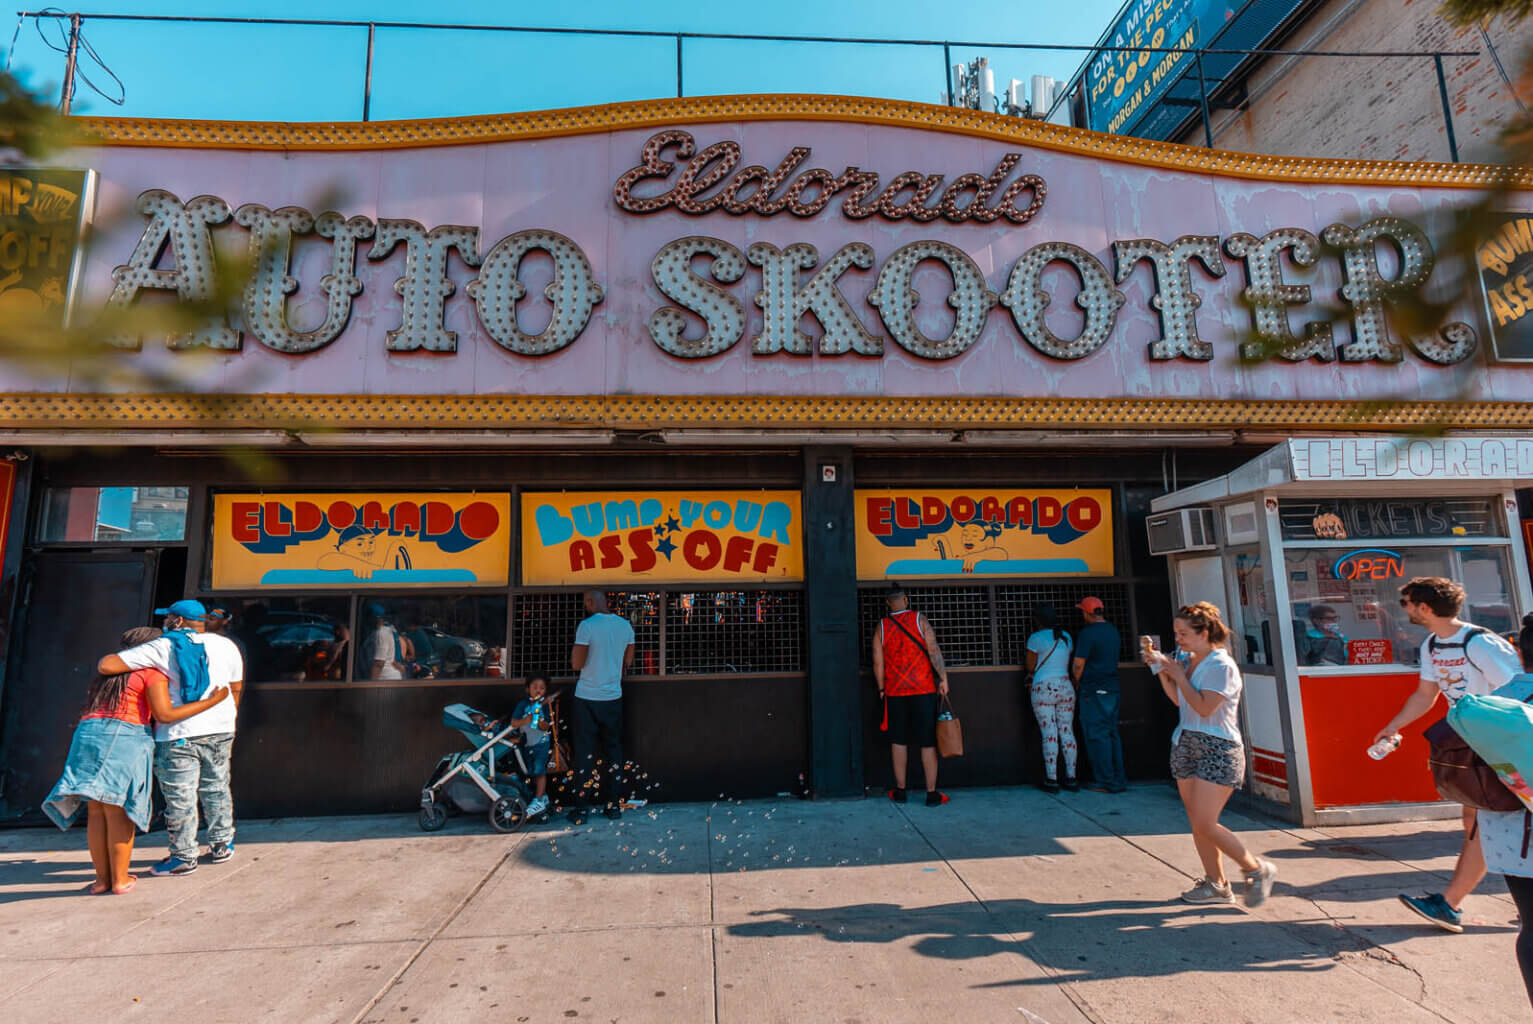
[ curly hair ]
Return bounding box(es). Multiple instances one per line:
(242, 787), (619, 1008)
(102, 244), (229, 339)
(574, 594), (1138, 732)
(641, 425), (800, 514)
(1175, 601), (1230, 645)
(1398, 577), (1465, 618)
(82, 626), (162, 718)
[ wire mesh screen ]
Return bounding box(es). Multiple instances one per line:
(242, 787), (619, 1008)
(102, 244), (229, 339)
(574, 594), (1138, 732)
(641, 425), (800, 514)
(995, 583), (1134, 663)
(858, 586), (994, 668)
(510, 591), (662, 680)
(665, 591), (805, 674)
(511, 590), (800, 678)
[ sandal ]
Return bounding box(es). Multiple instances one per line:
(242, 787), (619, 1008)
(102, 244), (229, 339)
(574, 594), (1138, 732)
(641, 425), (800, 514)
(111, 876), (137, 895)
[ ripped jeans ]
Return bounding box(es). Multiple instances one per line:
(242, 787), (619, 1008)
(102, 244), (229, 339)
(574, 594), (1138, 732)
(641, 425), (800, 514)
(154, 734), (235, 861)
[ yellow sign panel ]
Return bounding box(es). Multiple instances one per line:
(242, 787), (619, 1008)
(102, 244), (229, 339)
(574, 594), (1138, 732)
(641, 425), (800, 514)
(521, 491), (803, 585)
(211, 493), (511, 589)
(0, 168), (93, 329)
(855, 489), (1114, 579)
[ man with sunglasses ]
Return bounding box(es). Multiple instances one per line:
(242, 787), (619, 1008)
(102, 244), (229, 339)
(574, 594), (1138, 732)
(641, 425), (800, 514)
(1373, 576), (1521, 933)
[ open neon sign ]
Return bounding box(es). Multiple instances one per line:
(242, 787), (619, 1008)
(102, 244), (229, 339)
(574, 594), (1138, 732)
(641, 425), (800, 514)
(1332, 548), (1405, 581)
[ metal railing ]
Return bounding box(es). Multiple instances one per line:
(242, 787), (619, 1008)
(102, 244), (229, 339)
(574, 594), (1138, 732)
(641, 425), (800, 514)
(8, 10), (1482, 161)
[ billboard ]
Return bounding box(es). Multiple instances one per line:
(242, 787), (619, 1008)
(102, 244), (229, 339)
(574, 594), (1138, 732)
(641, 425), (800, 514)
(855, 489), (1114, 579)
(211, 493), (512, 589)
(521, 491), (803, 586)
(1085, 0), (1234, 135)
(1479, 211), (1533, 361)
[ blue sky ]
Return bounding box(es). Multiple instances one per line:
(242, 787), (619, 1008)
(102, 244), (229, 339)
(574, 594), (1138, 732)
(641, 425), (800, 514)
(3, 2), (1129, 121)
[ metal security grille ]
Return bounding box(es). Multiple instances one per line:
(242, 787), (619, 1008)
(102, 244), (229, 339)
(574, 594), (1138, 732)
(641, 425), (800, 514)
(665, 591), (805, 674)
(858, 586), (994, 668)
(995, 583), (1133, 663)
(510, 589), (800, 678)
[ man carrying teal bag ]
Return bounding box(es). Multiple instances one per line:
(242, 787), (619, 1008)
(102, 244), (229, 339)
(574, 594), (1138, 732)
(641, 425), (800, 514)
(1448, 612), (1533, 1009)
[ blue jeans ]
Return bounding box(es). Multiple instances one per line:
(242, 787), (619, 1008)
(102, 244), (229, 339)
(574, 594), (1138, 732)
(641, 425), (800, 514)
(154, 733), (235, 860)
(1078, 688), (1126, 790)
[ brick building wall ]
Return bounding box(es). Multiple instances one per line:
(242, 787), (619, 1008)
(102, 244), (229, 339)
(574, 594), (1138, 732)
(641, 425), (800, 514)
(1172, 0), (1533, 163)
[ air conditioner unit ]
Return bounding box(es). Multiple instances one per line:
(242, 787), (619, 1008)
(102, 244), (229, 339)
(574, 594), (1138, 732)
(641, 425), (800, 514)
(1223, 502), (1260, 546)
(1146, 507), (1217, 556)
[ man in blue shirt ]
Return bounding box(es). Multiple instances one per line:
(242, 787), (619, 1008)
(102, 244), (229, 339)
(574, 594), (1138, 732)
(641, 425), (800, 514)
(568, 590), (635, 824)
(1072, 597), (1127, 794)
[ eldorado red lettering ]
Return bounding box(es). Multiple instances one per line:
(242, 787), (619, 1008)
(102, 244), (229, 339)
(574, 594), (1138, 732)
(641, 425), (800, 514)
(893, 498), (920, 530)
(952, 496), (976, 522)
(980, 496), (1004, 522)
(458, 501), (499, 541)
(391, 502), (422, 535)
(264, 501), (291, 536)
(1065, 497), (1101, 532)
(1036, 497), (1062, 529)
(327, 501), (356, 530)
(921, 496), (946, 526)
(293, 501), (323, 533)
(362, 501), (388, 531)
(867, 497), (893, 536)
(1006, 497), (1030, 527)
(231, 501), (260, 542)
(423, 501), (454, 537)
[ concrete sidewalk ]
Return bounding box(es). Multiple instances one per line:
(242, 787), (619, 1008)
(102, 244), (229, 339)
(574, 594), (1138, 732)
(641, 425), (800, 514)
(0, 784), (1526, 1023)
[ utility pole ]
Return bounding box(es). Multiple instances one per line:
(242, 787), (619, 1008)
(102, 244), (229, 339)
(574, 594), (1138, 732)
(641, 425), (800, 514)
(59, 13), (82, 115)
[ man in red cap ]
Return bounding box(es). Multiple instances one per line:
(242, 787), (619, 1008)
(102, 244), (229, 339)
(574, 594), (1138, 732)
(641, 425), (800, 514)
(1072, 596), (1126, 793)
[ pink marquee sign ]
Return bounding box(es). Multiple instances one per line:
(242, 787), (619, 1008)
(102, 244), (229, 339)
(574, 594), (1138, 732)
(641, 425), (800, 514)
(35, 107), (1533, 404)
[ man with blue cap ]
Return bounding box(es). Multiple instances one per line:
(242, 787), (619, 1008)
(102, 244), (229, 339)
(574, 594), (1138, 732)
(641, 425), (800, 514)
(97, 598), (245, 876)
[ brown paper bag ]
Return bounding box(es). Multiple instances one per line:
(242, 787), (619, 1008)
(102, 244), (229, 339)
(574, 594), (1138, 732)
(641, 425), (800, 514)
(936, 696), (963, 758)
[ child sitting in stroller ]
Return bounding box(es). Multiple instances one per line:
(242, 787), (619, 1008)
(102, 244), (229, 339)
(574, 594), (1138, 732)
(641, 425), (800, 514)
(505, 673), (553, 816)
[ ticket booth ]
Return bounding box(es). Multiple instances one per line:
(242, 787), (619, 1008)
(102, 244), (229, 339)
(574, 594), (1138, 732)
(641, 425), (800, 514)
(1149, 436), (1533, 826)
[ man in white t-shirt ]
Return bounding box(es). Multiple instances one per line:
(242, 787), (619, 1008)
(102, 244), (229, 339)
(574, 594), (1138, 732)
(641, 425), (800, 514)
(364, 602), (405, 680)
(568, 589), (635, 824)
(1373, 576), (1521, 932)
(98, 598), (244, 876)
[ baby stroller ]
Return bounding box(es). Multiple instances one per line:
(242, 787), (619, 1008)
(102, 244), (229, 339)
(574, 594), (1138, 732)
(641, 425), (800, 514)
(418, 702), (539, 833)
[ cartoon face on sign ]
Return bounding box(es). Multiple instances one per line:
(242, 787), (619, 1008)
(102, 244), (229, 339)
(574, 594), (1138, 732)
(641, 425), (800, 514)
(316, 525), (413, 580)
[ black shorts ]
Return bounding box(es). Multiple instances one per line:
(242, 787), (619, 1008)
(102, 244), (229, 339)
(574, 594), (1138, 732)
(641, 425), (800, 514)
(886, 692), (938, 748)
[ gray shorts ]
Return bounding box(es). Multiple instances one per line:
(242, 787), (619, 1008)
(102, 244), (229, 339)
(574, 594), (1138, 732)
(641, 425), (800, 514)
(1170, 730), (1245, 788)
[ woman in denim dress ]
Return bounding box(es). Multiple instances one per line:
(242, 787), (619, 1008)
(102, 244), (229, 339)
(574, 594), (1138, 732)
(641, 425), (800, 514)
(44, 626), (230, 894)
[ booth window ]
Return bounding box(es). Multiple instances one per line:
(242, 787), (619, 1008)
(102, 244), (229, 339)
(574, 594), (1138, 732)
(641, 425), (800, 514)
(39, 486), (189, 542)
(1228, 550), (1274, 667)
(1285, 546), (1517, 668)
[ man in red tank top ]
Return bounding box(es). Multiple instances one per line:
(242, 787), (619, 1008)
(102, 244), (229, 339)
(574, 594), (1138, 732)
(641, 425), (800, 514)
(872, 583), (951, 806)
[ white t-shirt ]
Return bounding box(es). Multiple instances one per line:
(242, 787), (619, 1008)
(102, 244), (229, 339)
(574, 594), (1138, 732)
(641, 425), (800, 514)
(368, 623), (404, 680)
(119, 631), (243, 741)
(1173, 646), (1243, 745)
(1419, 625), (1521, 704)
(1026, 629), (1073, 681)
(574, 612), (636, 701)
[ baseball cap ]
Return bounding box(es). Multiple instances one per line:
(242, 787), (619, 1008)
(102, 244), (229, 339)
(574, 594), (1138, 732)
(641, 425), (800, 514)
(1076, 596), (1104, 614)
(155, 598), (207, 621)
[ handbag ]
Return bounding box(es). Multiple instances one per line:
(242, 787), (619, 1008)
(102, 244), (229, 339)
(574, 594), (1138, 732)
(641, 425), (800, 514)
(935, 695), (963, 758)
(1424, 715), (1522, 812)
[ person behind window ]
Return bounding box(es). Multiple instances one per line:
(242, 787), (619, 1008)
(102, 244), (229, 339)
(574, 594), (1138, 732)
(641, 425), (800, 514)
(1301, 604), (1348, 666)
(44, 626), (231, 894)
(363, 603), (405, 680)
(1142, 602), (1278, 908)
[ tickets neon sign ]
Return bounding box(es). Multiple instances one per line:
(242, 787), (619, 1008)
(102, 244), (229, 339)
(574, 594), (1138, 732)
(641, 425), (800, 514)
(1332, 548), (1405, 581)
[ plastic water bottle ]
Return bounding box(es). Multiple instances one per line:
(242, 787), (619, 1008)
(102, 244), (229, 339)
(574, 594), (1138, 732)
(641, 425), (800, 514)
(1367, 734), (1402, 760)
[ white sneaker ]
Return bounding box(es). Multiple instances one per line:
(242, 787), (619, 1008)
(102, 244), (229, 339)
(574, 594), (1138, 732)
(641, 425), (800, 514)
(1244, 858), (1278, 908)
(1180, 878), (1234, 905)
(527, 795), (549, 816)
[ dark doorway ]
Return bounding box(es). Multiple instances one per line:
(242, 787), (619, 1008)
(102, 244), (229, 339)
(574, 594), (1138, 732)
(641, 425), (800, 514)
(0, 550), (156, 823)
